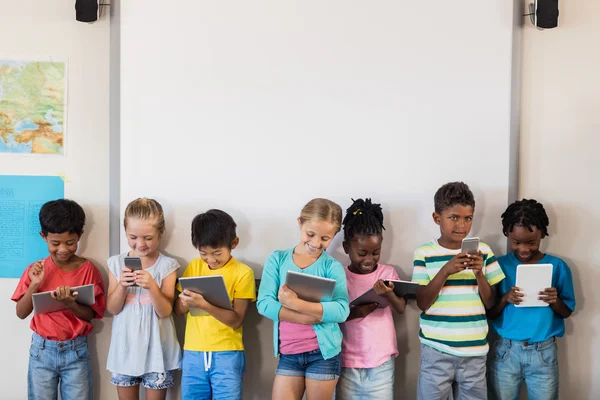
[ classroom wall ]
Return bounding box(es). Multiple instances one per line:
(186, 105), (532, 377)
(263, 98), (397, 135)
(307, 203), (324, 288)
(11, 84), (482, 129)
(0, 1), (111, 399)
(519, 0), (600, 398)
(119, 1), (517, 398)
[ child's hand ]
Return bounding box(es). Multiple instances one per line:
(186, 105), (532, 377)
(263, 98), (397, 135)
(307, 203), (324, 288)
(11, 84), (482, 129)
(51, 286), (78, 306)
(373, 280), (394, 298)
(278, 284), (299, 309)
(504, 286), (524, 305)
(120, 268), (136, 288)
(539, 287), (558, 304)
(441, 254), (469, 276)
(28, 260), (45, 287)
(179, 290), (209, 310)
(134, 270), (157, 290)
(350, 303), (378, 319)
(467, 251), (484, 275)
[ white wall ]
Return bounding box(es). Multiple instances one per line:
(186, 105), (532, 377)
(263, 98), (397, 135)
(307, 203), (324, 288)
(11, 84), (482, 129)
(0, 1), (111, 399)
(120, 1), (516, 398)
(520, 0), (600, 398)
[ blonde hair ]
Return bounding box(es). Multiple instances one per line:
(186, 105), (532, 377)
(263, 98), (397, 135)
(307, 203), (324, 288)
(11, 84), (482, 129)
(299, 198), (343, 233)
(124, 198), (166, 237)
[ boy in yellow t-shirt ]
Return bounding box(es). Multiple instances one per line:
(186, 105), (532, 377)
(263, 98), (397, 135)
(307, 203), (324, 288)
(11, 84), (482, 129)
(175, 209), (256, 400)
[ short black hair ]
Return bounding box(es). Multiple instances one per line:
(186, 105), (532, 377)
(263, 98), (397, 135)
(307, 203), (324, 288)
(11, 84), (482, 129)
(342, 198), (385, 241)
(191, 209), (237, 249)
(434, 182), (475, 213)
(501, 198), (549, 237)
(39, 199), (86, 236)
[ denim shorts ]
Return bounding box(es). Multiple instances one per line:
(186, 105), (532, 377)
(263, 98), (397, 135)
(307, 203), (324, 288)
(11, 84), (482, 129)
(111, 370), (175, 390)
(276, 349), (341, 381)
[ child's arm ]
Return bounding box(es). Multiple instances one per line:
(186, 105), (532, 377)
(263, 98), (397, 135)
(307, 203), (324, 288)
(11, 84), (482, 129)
(52, 286), (96, 322)
(540, 289), (572, 318)
(487, 286), (524, 319)
(416, 254), (469, 311)
(346, 303), (379, 321)
(15, 261), (44, 319)
(373, 280), (407, 315)
(469, 253), (495, 309)
(279, 261), (350, 324)
(179, 290), (250, 329)
(174, 295), (188, 316)
(135, 269), (177, 318)
(106, 268), (135, 315)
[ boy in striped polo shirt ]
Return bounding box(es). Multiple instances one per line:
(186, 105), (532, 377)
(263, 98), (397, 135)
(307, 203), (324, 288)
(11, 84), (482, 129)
(412, 182), (505, 400)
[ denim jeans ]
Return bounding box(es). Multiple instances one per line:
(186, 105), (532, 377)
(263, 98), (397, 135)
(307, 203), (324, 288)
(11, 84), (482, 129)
(488, 336), (559, 400)
(27, 332), (92, 400)
(276, 349), (341, 381)
(336, 356), (395, 400)
(182, 350), (246, 400)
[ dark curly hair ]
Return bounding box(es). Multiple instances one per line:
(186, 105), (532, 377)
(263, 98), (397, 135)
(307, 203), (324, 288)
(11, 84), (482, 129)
(501, 199), (549, 237)
(434, 182), (475, 214)
(342, 198), (385, 241)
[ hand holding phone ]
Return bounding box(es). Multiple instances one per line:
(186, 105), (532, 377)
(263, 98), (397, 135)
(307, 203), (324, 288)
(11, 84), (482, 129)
(124, 257), (143, 287)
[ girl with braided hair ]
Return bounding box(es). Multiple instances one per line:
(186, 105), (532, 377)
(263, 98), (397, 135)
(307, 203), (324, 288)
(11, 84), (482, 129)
(336, 198), (406, 400)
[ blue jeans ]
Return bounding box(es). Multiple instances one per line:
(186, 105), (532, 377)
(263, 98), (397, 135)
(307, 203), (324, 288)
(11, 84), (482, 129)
(276, 349), (341, 381)
(182, 350), (245, 400)
(336, 356), (395, 400)
(27, 332), (92, 400)
(488, 337), (559, 400)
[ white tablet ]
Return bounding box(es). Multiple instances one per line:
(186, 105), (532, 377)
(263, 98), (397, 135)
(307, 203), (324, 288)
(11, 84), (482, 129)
(515, 264), (553, 307)
(285, 271), (336, 303)
(32, 284), (96, 315)
(179, 276), (232, 316)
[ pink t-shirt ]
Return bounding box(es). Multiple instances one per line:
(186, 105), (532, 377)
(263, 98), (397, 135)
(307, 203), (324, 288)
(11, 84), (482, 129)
(279, 321), (319, 355)
(341, 264), (399, 368)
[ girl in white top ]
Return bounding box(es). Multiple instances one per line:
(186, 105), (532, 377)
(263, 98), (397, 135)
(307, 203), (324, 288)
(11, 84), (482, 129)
(106, 198), (181, 400)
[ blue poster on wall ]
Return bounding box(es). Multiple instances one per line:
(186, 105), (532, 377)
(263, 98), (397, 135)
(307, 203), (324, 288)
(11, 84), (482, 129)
(0, 175), (64, 278)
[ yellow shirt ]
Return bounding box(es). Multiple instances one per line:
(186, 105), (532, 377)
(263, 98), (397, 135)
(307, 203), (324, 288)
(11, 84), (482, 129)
(177, 257), (256, 352)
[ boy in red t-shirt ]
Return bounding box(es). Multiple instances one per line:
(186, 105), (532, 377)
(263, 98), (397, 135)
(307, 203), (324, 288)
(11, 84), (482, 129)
(12, 199), (106, 400)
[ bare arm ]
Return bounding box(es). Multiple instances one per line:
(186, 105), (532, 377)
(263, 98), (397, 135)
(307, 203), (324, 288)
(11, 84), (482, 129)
(16, 283), (40, 320)
(374, 280), (407, 315)
(52, 286), (96, 322)
(106, 269), (131, 315)
(142, 271), (177, 318)
(416, 271), (449, 311)
(174, 295), (188, 316)
(417, 254), (469, 311)
(64, 302), (96, 322)
(178, 290), (250, 329)
(278, 306), (321, 325)
(16, 261), (44, 319)
(541, 288), (573, 319)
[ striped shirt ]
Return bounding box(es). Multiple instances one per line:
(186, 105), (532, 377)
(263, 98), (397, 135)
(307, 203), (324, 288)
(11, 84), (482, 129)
(412, 240), (505, 357)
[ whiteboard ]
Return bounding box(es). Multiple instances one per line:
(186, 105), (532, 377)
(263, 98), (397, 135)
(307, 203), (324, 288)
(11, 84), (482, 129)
(119, 1), (516, 398)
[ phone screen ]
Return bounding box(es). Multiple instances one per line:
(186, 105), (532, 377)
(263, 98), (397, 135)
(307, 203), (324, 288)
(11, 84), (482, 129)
(124, 257), (143, 271)
(461, 238), (479, 254)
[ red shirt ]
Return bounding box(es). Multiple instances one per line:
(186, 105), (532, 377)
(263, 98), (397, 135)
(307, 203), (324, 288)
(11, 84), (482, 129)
(11, 257), (106, 341)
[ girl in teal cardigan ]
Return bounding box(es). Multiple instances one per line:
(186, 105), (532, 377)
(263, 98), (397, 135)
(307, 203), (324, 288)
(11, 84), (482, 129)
(258, 198), (349, 400)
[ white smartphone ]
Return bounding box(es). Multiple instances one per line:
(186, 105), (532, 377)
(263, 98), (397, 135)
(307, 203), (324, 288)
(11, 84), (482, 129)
(461, 237), (480, 255)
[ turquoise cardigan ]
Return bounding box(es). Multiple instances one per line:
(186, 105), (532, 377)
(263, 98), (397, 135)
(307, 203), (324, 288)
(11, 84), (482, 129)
(257, 248), (350, 360)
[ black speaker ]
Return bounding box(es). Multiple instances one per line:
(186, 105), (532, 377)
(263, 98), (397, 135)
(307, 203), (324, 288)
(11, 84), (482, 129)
(75, 0), (98, 23)
(535, 0), (559, 29)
